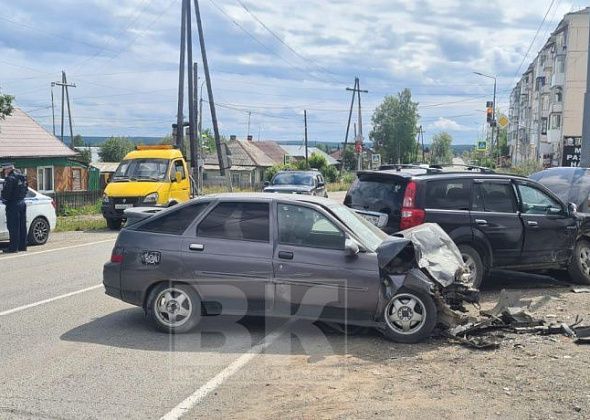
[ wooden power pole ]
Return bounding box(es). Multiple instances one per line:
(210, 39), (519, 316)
(53, 71), (76, 147)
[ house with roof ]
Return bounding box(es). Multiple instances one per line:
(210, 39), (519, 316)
(279, 145), (339, 166)
(0, 108), (95, 193)
(203, 138), (275, 188)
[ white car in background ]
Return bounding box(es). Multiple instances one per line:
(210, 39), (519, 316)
(0, 180), (57, 246)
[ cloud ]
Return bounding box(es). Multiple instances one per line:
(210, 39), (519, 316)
(430, 117), (472, 132)
(0, 0), (576, 144)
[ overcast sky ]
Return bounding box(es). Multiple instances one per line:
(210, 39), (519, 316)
(0, 0), (583, 144)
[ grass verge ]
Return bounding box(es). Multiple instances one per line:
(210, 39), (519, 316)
(55, 216), (107, 232)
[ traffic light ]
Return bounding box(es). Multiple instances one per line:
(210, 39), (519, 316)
(486, 101), (494, 124)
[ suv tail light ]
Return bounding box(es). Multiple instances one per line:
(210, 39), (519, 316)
(110, 246), (124, 263)
(400, 181), (425, 230)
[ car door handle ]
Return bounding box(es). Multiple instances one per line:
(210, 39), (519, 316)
(189, 243), (205, 251)
(527, 221), (538, 227)
(474, 219), (488, 225)
(278, 251), (294, 260)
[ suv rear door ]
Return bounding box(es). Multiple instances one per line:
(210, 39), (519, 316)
(344, 172), (407, 233)
(423, 178), (473, 241)
(515, 181), (577, 264)
(471, 179), (524, 266)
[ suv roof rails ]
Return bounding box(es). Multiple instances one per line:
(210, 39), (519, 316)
(428, 164), (495, 174)
(377, 163), (442, 174)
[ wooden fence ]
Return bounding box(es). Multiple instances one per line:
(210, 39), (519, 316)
(49, 191), (103, 215)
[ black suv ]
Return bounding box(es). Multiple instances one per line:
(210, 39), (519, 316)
(263, 170), (328, 197)
(344, 168), (590, 287)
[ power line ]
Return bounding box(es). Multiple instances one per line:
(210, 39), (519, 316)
(207, 0), (340, 85)
(235, 0), (346, 84)
(512, 0), (558, 80)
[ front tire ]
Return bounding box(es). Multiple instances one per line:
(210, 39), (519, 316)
(568, 239), (590, 285)
(28, 217), (50, 245)
(106, 218), (122, 230)
(380, 288), (437, 343)
(146, 283), (202, 333)
(458, 244), (484, 289)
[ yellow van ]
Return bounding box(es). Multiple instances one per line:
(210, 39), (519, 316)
(101, 145), (191, 229)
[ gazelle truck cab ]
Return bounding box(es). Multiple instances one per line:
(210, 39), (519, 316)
(101, 145), (191, 230)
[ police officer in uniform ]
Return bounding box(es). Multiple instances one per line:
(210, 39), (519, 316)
(1, 163), (28, 253)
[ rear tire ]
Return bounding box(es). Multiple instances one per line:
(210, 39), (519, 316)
(106, 218), (122, 230)
(458, 244), (484, 289)
(146, 283), (202, 334)
(568, 239), (590, 285)
(27, 217), (50, 245)
(380, 287), (437, 343)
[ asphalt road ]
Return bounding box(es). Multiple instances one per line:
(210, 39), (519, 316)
(0, 201), (588, 419)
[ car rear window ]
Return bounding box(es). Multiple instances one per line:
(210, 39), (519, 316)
(424, 180), (471, 210)
(137, 202), (209, 235)
(345, 175), (405, 213)
(197, 202), (270, 242)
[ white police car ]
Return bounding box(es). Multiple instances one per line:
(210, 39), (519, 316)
(0, 180), (57, 245)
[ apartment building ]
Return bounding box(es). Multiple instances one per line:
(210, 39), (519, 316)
(508, 7), (589, 167)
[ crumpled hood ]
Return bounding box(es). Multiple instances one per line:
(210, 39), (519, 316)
(377, 223), (466, 288)
(104, 181), (168, 198)
(264, 185), (313, 193)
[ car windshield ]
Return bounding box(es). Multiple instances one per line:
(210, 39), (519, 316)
(113, 159), (169, 181)
(329, 203), (389, 252)
(272, 173), (314, 186)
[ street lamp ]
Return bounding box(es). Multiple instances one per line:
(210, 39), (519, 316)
(474, 71), (497, 162)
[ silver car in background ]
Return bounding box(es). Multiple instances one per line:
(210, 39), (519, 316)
(103, 194), (472, 343)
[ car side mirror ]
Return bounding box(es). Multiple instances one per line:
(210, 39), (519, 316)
(345, 238), (360, 257)
(263, 181), (270, 188)
(318, 181), (325, 187)
(174, 172), (182, 183)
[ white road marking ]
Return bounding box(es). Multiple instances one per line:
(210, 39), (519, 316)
(0, 284), (102, 317)
(160, 326), (287, 420)
(0, 239), (115, 261)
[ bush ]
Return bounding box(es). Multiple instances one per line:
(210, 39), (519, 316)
(505, 160), (543, 176)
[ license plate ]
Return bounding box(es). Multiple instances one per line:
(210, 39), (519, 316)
(359, 213), (380, 225)
(115, 204), (133, 210)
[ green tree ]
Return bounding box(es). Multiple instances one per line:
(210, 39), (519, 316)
(341, 146), (357, 171)
(72, 134), (85, 147)
(370, 89), (419, 164)
(160, 134), (174, 145)
(495, 127), (509, 158)
(264, 163), (298, 181)
(430, 132), (454, 165)
(0, 94), (14, 119)
(98, 136), (134, 162)
(77, 148), (92, 166)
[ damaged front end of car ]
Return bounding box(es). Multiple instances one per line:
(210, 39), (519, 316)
(375, 223), (480, 339)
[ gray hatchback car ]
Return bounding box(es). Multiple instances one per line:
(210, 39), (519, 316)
(103, 193), (470, 343)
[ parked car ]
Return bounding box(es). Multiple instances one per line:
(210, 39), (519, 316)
(263, 170), (328, 197)
(0, 180), (56, 245)
(103, 194), (473, 343)
(344, 169), (589, 287)
(530, 167), (590, 213)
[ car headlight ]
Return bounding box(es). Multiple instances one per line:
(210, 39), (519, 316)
(102, 194), (110, 203)
(143, 192), (159, 204)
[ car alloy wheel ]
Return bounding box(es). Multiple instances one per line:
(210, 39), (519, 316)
(462, 253), (478, 285)
(29, 217), (49, 245)
(384, 293), (427, 335)
(153, 288), (193, 328)
(578, 244), (590, 276)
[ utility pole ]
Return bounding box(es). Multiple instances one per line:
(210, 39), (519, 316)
(344, 77), (368, 172)
(50, 83), (56, 136)
(581, 12), (590, 167)
(247, 111), (251, 139)
(421, 126), (425, 163)
(341, 78), (358, 176)
(198, 81), (205, 194)
(53, 71), (76, 147)
(304, 109), (309, 168)
(193, 0), (231, 189)
(176, 0), (187, 150)
(185, 0), (198, 186)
